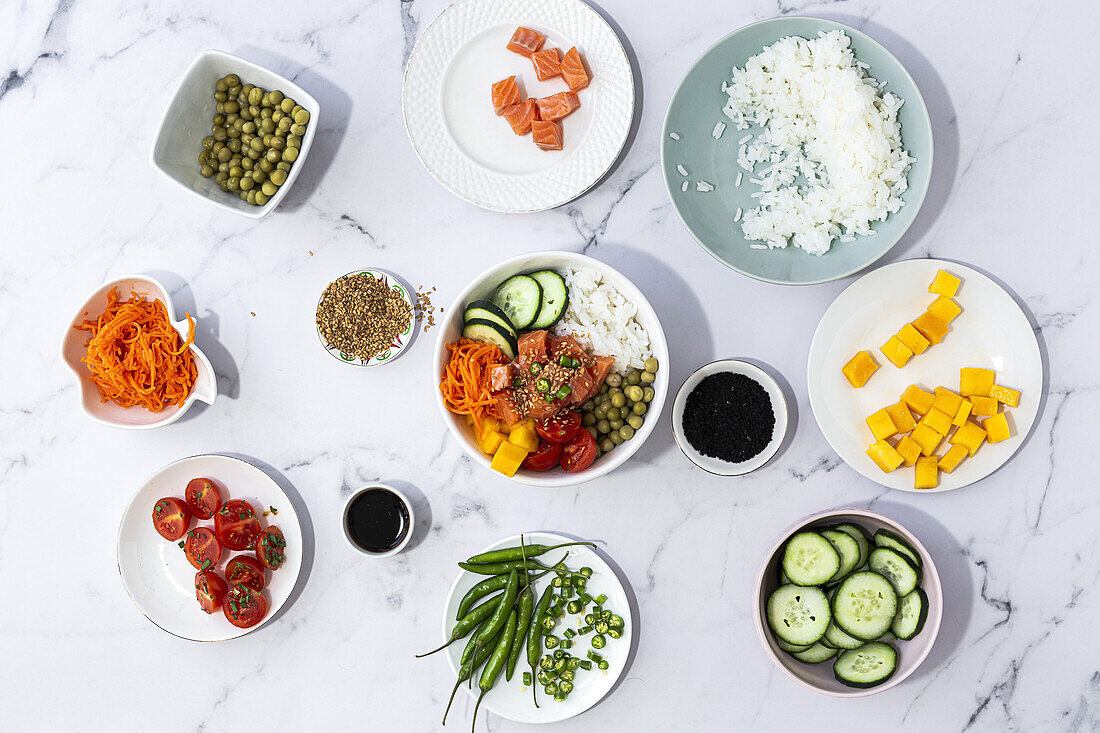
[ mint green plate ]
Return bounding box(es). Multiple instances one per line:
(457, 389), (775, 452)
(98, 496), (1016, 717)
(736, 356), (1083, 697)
(661, 17), (932, 285)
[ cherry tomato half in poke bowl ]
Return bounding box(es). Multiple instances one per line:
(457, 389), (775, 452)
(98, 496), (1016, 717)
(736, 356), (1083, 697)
(523, 441), (562, 472)
(535, 411), (582, 444)
(560, 429), (598, 473)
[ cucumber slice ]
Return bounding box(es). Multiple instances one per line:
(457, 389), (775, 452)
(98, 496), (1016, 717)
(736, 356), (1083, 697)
(461, 320), (517, 360)
(833, 642), (898, 689)
(873, 529), (922, 569)
(891, 588), (929, 640)
(868, 547), (922, 597)
(792, 642), (836, 664)
(821, 529), (862, 583)
(832, 571), (899, 641)
(775, 638), (812, 653)
(781, 532), (841, 586)
(824, 621), (865, 650)
(491, 275), (542, 330)
(464, 299), (517, 337)
(766, 584), (831, 646)
(833, 523), (873, 570)
(527, 270), (568, 329)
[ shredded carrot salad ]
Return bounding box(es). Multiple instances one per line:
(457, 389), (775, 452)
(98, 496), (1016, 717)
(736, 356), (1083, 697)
(73, 287), (197, 412)
(440, 338), (505, 434)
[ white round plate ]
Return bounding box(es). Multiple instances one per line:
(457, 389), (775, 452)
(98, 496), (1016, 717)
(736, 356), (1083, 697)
(117, 454), (304, 641)
(403, 0), (634, 212)
(316, 269), (415, 368)
(808, 259), (1043, 492)
(442, 532), (634, 724)
(672, 359), (789, 476)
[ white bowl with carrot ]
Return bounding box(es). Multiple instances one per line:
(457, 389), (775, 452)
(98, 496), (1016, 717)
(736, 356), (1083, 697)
(60, 274), (217, 429)
(433, 251), (669, 487)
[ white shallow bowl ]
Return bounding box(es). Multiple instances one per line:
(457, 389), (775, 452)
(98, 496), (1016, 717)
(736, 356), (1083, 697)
(442, 532), (634, 724)
(316, 269), (416, 367)
(150, 49), (320, 219)
(753, 508), (943, 697)
(341, 483), (415, 558)
(672, 359), (788, 475)
(117, 455), (304, 642)
(433, 250), (669, 487)
(807, 258), (1043, 492)
(60, 274), (217, 429)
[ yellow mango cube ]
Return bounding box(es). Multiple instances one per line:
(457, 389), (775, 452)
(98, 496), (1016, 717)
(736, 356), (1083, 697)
(953, 399), (974, 427)
(938, 443), (968, 474)
(476, 416), (502, 439)
(970, 395), (999, 417)
(479, 430), (507, 455)
(886, 401), (917, 433)
(880, 336), (914, 368)
(507, 421), (540, 452)
(919, 407), (954, 436)
(950, 421), (987, 457)
(842, 351), (879, 389)
(927, 296), (962, 324)
(929, 269), (961, 298)
(914, 456), (939, 489)
(866, 408), (899, 441)
(490, 440), (529, 477)
(932, 386), (964, 416)
(910, 423), (943, 456)
(912, 312), (950, 345)
(896, 435), (922, 467)
(897, 323), (931, 355)
(989, 384), (1021, 408)
(901, 385), (936, 415)
(866, 440), (905, 473)
(982, 412), (1012, 443)
(960, 367), (995, 397)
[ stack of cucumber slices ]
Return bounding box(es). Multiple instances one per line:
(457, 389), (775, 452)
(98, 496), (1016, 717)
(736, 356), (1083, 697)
(765, 523), (930, 689)
(462, 270), (569, 359)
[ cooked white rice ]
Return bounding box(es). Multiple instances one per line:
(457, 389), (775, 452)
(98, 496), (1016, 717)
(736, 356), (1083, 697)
(554, 267), (652, 373)
(722, 30), (914, 255)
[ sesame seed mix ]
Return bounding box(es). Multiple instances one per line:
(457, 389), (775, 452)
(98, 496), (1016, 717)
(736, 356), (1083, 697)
(316, 273), (412, 360)
(415, 285), (437, 333)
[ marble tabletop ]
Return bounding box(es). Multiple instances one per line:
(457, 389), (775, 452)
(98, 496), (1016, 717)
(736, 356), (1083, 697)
(1, 0), (1097, 731)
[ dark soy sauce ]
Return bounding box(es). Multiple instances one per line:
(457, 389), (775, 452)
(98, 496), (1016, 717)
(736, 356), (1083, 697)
(346, 488), (410, 553)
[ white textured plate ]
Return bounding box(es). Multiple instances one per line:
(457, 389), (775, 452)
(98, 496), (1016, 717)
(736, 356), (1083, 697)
(807, 259), (1043, 492)
(441, 532), (633, 724)
(403, 0), (634, 212)
(117, 455), (303, 641)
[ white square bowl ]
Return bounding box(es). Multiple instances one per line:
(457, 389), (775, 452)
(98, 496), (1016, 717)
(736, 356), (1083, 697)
(149, 49), (320, 219)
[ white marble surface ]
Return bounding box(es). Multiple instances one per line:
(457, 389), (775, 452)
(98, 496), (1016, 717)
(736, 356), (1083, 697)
(1, 0), (1097, 731)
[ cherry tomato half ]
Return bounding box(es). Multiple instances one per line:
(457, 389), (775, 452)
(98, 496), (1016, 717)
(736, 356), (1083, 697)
(195, 570), (228, 614)
(223, 584), (268, 629)
(560, 429), (598, 473)
(535, 411), (582, 444)
(152, 497), (191, 541)
(255, 526), (287, 571)
(185, 477), (222, 520)
(214, 499), (262, 551)
(522, 441), (562, 472)
(185, 526), (222, 571)
(225, 555), (265, 590)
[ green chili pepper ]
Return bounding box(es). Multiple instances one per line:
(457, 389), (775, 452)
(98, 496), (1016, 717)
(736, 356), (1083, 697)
(535, 377), (550, 393)
(440, 624), (504, 725)
(415, 594), (500, 658)
(552, 385), (572, 401)
(506, 540), (536, 681)
(455, 567), (550, 620)
(461, 569), (519, 665)
(457, 552), (569, 576)
(530, 363), (543, 375)
(470, 608), (517, 733)
(465, 541), (596, 565)
(527, 585), (554, 709)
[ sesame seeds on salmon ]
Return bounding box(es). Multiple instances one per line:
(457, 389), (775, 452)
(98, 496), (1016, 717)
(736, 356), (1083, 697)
(507, 26), (546, 57)
(561, 47), (589, 91)
(532, 120), (563, 151)
(491, 76), (521, 115)
(531, 48), (562, 81)
(535, 91), (579, 122)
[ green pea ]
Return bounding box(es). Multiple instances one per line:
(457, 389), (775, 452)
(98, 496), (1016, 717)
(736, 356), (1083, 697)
(197, 151), (209, 165)
(226, 176), (240, 191)
(248, 88), (262, 105)
(609, 419), (623, 431)
(200, 164), (215, 177)
(611, 432), (624, 445)
(640, 371), (656, 385)
(201, 135), (214, 150)
(259, 159), (274, 173)
(276, 161), (291, 172)
(246, 147), (261, 160)
(586, 426), (598, 440)
(643, 387), (655, 402)
(269, 169), (287, 185)
(626, 385), (643, 402)
(600, 438), (614, 452)
(291, 105), (304, 115)
(247, 189), (258, 205)
(610, 392), (626, 408)
(293, 109), (310, 124)
(597, 419), (611, 434)
(254, 191), (269, 205)
(286, 135), (301, 149)
(229, 166), (243, 178)
(277, 117), (292, 133)
(262, 134), (273, 147)
(217, 147), (232, 163)
(250, 137), (265, 152)
(223, 100), (239, 114)
(619, 425), (635, 440)
(215, 79), (228, 93)
(251, 170), (266, 184)
(272, 109), (283, 124)
(211, 140), (225, 153)
(605, 373), (622, 388)
(605, 407), (621, 421)
(241, 157), (254, 171)
(290, 123), (307, 137)
(581, 412), (596, 427)
(212, 126), (228, 141)
(260, 107), (273, 119)
(214, 91), (228, 103)
(270, 90), (285, 105)
(224, 74), (240, 87)
(582, 400), (596, 412)
(212, 113), (226, 126)
(217, 161), (229, 173)
(280, 98), (295, 114)
(228, 138), (242, 153)
(633, 402), (647, 416)
(627, 415), (644, 430)
(215, 101), (225, 114)
(270, 136), (285, 150)
(248, 104), (261, 118)
(239, 176), (254, 191)
(265, 149), (281, 163)
(242, 121), (256, 134)
(261, 181), (277, 196)
(626, 371), (641, 385)
(214, 171), (228, 184)
(261, 118), (276, 134)
(232, 119), (245, 134)
(282, 146), (298, 162)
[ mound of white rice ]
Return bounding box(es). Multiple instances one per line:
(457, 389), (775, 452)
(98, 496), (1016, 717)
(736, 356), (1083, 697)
(554, 267), (652, 373)
(721, 30), (914, 255)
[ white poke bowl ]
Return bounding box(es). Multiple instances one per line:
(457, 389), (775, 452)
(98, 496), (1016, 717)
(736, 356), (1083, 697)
(433, 251), (669, 487)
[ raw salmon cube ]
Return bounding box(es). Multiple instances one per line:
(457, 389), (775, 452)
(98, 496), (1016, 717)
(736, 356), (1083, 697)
(532, 120), (562, 151)
(502, 98), (537, 135)
(491, 76), (521, 115)
(536, 91), (580, 122)
(561, 46), (590, 91)
(531, 48), (562, 81)
(507, 26), (545, 57)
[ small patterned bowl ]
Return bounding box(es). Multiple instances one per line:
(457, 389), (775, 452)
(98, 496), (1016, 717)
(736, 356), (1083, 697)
(316, 269), (416, 367)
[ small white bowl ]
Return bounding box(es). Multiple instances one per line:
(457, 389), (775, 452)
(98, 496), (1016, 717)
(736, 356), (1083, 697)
(672, 359), (788, 475)
(341, 484), (415, 558)
(149, 49), (320, 219)
(433, 250), (670, 487)
(316, 269), (416, 367)
(753, 508), (943, 698)
(60, 274), (217, 429)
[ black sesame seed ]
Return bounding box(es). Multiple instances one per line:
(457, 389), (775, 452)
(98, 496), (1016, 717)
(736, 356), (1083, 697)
(682, 372), (775, 463)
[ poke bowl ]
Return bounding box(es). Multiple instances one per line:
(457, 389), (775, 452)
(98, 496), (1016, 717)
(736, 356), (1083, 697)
(434, 251), (669, 487)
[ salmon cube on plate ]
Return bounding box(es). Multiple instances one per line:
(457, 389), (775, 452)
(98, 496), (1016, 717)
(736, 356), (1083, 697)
(502, 98), (538, 135)
(507, 26), (545, 57)
(491, 76), (522, 115)
(536, 91), (579, 122)
(532, 120), (562, 151)
(561, 47), (590, 91)
(531, 48), (562, 81)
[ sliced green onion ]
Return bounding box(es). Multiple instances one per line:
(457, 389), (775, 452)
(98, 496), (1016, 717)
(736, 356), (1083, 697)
(552, 385), (573, 401)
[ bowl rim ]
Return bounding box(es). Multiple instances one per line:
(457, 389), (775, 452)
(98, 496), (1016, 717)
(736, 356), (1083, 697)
(315, 268), (416, 368)
(340, 483), (416, 558)
(659, 15), (934, 285)
(431, 249), (670, 487)
(59, 273), (217, 430)
(752, 507), (943, 697)
(148, 48), (321, 220)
